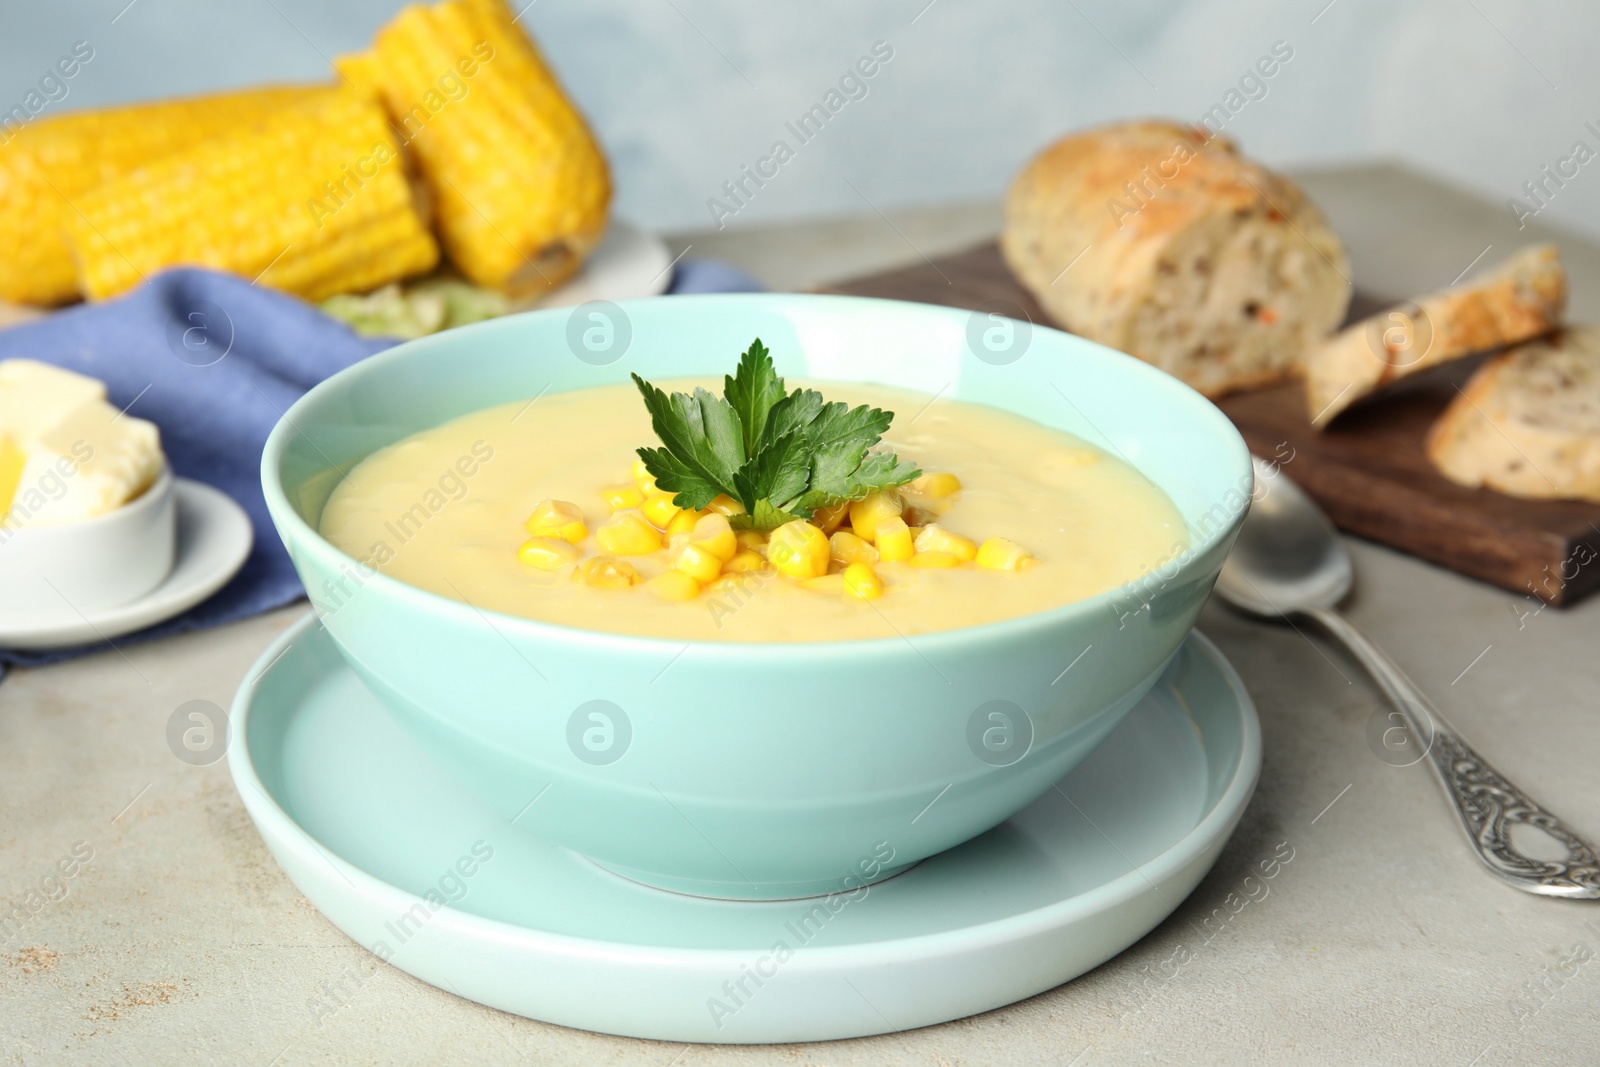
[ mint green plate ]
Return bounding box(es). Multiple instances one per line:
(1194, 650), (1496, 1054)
(230, 613), (1260, 1044)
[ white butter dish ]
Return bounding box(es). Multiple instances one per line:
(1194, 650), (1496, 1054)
(0, 476), (251, 652)
(0, 466), (175, 616)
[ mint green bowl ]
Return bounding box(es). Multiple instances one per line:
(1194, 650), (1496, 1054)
(262, 293), (1251, 901)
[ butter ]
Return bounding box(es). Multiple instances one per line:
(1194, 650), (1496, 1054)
(0, 360), (106, 439)
(0, 360), (165, 529)
(0, 434), (24, 515)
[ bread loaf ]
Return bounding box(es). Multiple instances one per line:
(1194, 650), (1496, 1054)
(1427, 326), (1600, 502)
(1305, 245), (1565, 428)
(1002, 119), (1351, 398)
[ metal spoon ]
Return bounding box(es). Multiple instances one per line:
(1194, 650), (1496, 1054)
(1216, 455), (1600, 899)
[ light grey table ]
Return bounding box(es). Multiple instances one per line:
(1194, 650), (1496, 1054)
(3, 165), (1597, 1066)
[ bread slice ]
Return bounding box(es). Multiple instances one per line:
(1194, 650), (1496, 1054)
(1305, 245), (1565, 428)
(1002, 119), (1351, 398)
(1427, 326), (1600, 502)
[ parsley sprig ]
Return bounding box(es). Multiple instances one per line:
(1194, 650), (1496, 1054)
(632, 339), (920, 531)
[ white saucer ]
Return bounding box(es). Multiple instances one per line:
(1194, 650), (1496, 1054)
(0, 479), (252, 651)
(531, 220), (673, 309)
(229, 614), (1260, 1044)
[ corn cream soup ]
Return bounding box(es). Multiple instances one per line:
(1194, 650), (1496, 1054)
(318, 380), (1187, 642)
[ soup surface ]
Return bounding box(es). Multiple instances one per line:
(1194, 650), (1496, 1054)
(318, 380), (1188, 643)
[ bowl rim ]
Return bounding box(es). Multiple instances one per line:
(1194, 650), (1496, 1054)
(262, 292), (1253, 655)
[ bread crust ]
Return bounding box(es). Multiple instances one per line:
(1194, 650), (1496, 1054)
(1001, 119), (1350, 398)
(1427, 326), (1600, 502)
(1307, 245), (1566, 428)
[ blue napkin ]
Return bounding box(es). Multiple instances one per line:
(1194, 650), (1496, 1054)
(0, 259), (762, 675)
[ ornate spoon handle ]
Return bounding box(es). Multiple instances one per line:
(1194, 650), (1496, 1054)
(1305, 606), (1600, 899)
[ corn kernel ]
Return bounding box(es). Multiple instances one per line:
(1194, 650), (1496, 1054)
(600, 482), (644, 511)
(524, 499), (587, 544)
(641, 490), (682, 529)
(579, 556), (639, 588)
(768, 519), (830, 578)
(517, 536), (580, 571)
(976, 537), (1034, 571)
(631, 457), (657, 493)
(724, 549), (768, 573)
(736, 530), (767, 552)
(647, 570), (700, 600)
(841, 561), (884, 599)
(829, 530), (878, 565)
(596, 511), (662, 555)
(673, 541), (724, 583)
(910, 551), (959, 569)
(914, 523), (978, 562)
(908, 472), (962, 498)
(800, 573), (844, 593)
(708, 494), (746, 516)
(666, 509), (700, 536)
(691, 512), (739, 562)
(874, 516), (914, 562)
(849, 491), (903, 543)
(812, 501), (850, 534)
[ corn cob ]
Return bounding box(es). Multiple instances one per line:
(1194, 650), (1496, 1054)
(337, 0), (610, 297)
(0, 85), (329, 306)
(65, 88), (439, 302)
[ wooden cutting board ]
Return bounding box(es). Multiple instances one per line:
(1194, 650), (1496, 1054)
(819, 241), (1600, 607)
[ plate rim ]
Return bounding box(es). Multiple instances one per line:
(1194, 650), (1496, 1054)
(229, 614), (1262, 971)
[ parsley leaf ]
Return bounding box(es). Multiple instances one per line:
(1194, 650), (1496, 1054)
(723, 339), (785, 457)
(632, 338), (921, 530)
(630, 379), (743, 510)
(731, 428), (810, 515)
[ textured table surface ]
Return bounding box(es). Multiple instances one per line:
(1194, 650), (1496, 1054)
(4, 164), (1599, 1066)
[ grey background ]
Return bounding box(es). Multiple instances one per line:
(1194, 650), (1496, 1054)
(3, 1), (1596, 237)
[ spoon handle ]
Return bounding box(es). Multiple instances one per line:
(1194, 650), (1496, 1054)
(1304, 606), (1600, 899)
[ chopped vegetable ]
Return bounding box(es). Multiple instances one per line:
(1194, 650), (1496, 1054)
(873, 516), (914, 562)
(517, 536), (580, 570)
(829, 531), (878, 566)
(907, 472), (962, 498)
(848, 491), (904, 543)
(841, 562), (884, 600)
(767, 519), (830, 579)
(975, 537), (1034, 571)
(672, 542), (723, 583)
(595, 511), (661, 556)
(690, 513), (739, 562)
(640, 490), (682, 530)
(913, 524), (978, 562)
(579, 557), (638, 588)
(524, 499), (586, 543)
(322, 278), (509, 339)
